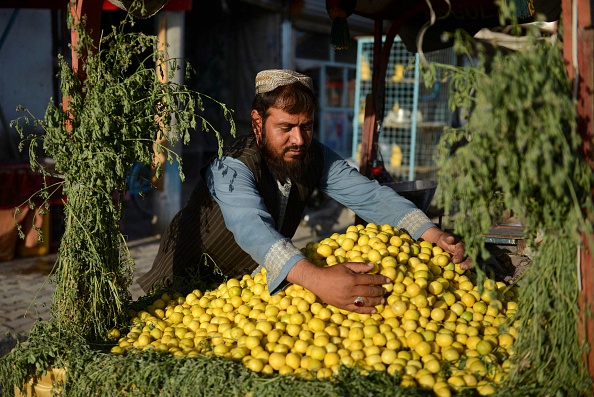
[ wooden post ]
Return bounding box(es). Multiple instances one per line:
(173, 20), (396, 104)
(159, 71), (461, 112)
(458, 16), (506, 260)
(580, 234), (594, 379)
(61, 0), (102, 112)
(561, 0), (594, 381)
(151, 11), (184, 234)
(152, 14), (168, 192)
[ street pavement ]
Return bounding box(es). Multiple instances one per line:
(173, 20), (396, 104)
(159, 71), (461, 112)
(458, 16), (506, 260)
(0, 235), (161, 356)
(0, 203), (355, 357)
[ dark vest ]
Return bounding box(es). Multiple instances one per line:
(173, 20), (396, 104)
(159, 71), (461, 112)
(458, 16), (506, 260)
(138, 134), (324, 291)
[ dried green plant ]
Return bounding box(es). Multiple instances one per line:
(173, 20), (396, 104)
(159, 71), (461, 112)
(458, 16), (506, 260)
(10, 10), (234, 343)
(424, 1), (593, 394)
(1, 321), (444, 397)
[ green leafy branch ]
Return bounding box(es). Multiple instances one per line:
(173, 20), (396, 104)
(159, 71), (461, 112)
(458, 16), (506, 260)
(418, 1), (593, 393)
(9, 7), (235, 343)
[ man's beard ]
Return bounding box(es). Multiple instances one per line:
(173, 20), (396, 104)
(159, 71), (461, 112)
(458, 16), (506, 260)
(259, 132), (313, 184)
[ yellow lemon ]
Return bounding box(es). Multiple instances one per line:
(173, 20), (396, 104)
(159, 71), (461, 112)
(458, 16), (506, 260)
(268, 352), (286, 371)
(406, 283), (422, 297)
(435, 333), (454, 348)
(245, 358), (264, 372)
(430, 308), (446, 322)
(428, 281), (444, 296)
(341, 237), (356, 251)
(316, 244), (334, 258)
(434, 254), (450, 267)
(414, 341), (432, 357)
(460, 293), (476, 308)
(476, 339), (494, 355)
(442, 347), (460, 362)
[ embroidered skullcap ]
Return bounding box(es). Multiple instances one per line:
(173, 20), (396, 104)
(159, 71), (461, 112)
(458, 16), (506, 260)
(255, 69), (314, 95)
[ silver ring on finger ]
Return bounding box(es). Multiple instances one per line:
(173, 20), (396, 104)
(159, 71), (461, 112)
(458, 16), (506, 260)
(354, 296), (364, 307)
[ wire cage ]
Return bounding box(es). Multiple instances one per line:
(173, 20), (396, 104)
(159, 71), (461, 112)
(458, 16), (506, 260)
(352, 37), (456, 182)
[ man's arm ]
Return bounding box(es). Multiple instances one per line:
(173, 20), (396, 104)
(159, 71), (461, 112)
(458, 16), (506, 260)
(318, 146), (435, 240)
(317, 145), (470, 266)
(208, 155), (398, 310)
(206, 157), (306, 292)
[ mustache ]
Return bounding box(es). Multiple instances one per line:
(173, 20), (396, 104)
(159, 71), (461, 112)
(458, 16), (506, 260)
(283, 145), (306, 153)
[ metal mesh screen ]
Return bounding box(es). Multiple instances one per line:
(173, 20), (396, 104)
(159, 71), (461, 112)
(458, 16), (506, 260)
(352, 37), (455, 182)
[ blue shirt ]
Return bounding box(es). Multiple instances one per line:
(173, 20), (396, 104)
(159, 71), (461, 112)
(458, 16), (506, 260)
(205, 144), (434, 293)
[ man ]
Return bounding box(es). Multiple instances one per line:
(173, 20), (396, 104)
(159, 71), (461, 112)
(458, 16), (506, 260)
(139, 69), (469, 314)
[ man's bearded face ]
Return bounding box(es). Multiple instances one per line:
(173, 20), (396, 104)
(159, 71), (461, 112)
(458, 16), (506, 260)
(260, 124), (314, 183)
(256, 107), (314, 183)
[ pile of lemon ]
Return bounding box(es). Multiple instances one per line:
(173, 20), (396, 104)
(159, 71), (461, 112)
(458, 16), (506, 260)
(112, 223), (519, 396)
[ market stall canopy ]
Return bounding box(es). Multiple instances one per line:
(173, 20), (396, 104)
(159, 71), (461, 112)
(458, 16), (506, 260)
(104, 0), (168, 18)
(0, 0), (191, 13)
(327, 0), (561, 52)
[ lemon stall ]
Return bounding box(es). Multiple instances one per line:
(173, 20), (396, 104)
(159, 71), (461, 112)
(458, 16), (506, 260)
(1, 0), (593, 396)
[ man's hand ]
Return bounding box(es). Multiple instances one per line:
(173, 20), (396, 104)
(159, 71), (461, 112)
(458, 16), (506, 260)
(287, 259), (390, 314)
(421, 227), (472, 270)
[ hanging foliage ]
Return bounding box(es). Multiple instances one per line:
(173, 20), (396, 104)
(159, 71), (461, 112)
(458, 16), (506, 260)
(10, 9), (235, 342)
(425, 1), (593, 394)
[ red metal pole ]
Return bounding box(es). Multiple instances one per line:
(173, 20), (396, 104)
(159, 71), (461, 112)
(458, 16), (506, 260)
(562, 0), (594, 382)
(358, 19), (382, 178)
(357, 0), (502, 179)
(358, 4), (425, 178)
